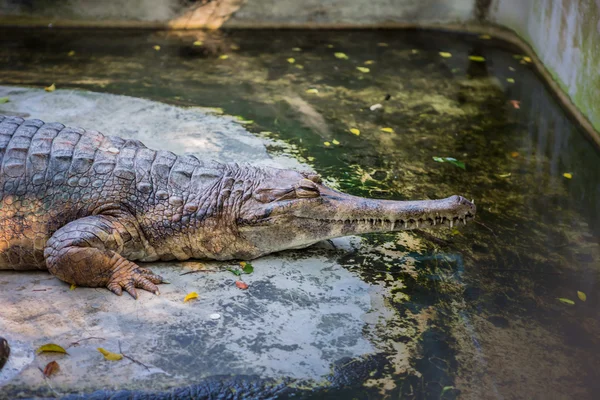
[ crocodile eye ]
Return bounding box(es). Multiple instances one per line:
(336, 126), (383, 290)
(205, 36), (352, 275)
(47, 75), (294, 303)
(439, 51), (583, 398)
(295, 178), (320, 198)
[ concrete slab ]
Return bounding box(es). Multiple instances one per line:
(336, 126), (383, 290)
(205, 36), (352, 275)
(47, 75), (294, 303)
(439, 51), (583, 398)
(0, 87), (404, 398)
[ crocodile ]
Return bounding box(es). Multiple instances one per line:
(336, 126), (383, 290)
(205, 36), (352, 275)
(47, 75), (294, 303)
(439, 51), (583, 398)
(0, 115), (476, 298)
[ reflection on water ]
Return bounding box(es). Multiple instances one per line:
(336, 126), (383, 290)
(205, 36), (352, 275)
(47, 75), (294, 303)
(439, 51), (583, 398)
(1, 28), (599, 398)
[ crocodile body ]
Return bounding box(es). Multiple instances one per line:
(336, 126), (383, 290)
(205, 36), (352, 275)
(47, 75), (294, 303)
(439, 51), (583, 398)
(0, 115), (475, 298)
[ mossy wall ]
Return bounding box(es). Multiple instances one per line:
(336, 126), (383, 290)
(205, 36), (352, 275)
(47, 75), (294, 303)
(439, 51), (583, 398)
(490, 0), (600, 133)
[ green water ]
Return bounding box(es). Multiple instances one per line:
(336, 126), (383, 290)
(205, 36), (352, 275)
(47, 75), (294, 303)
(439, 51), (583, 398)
(1, 28), (599, 399)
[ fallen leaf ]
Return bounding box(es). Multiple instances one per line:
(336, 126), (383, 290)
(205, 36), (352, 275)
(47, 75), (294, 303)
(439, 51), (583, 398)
(184, 292), (199, 302)
(334, 52), (349, 60)
(193, 40), (203, 46)
(377, 42), (388, 47)
(439, 52), (452, 58)
(332, 139), (340, 145)
(432, 156), (466, 169)
(523, 56), (532, 63)
(510, 100), (520, 109)
(292, 47), (302, 52)
(497, 173), (512, 178)
(468, 55), (486, 62)
(506, 78), (515, 83)
(70, 284), (76, 290)
(380, 127), (394, 133)
(349, 128), (360, 136)
(479, 34), (491, 39)
(356, 67), (370, 73)
(235, 281), (249, 290)
(324, 141), (331, 146)
(153, 45), (160, 51)
(287, 57), (295, 64)
(0, 97), (9, 104)
(219, 54), (229, 60)
(305, 88), (319, 94)
(227, 268), (242, 276)
(563, 172), (572, 179)
(557, 298), (575, 305)
(37, 344), (68, 355)
(43, 361), (60, 378)
(67, 50), (75, 56)
(241, 262), (254, 274)
(364, 60), (374, 65)
(513, 54), (523, 60)
(44, 83), (56, 92)
(510, 151), (520, 158)
(97, 348), (123, 361)
(577, 291), (587, 302)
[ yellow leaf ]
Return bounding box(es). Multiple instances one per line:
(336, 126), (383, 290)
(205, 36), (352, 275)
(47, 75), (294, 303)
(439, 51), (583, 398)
(184, 292), (199, 302)
(287, 58), (295, 64)
(557, 298), (575, 305)
(193, 40), (203, 46)
(563, 172), (572, 179)
(153, 45), (161, 51)
(506, 78), (515, 83)
(523, 56), (532, 63)
(577, 291), (587, 302)
(510, 151), (520, 158)
(67, 50), (75, 56)
(468, 55), (486, 62)
(439, 52), (452, 58)
(219, 54), (229, 60)
(70, 284), (76, 291)
(497, 173), (511, 178)
(332, 139), (340, 145)
(380, 127), (394, 133)
(239, 261), (247, 267)
(349, 128), (360, 136)
(323, 142), (331, 147)
(364, 60), (374, 65)
(44, 83), (56, 92)
(305, 88), (319, 94)
(36, 343), (68, 354)
(356, 67), (370, 73)
(97, 348), (123, 361)
(334, 52), (349, 60)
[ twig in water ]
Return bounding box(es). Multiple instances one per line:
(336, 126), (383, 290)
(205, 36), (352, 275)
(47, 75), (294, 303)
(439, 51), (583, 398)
(474, 220), (497, 237)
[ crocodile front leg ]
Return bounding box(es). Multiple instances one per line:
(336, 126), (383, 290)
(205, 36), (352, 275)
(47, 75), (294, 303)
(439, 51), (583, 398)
(44, 215), (165, 299)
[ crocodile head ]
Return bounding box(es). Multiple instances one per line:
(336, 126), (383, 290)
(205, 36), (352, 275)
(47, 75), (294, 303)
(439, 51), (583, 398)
(236, 168), (476, 258)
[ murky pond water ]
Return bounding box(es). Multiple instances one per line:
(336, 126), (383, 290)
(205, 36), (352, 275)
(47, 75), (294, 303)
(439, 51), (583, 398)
(1, 28), (599, 399)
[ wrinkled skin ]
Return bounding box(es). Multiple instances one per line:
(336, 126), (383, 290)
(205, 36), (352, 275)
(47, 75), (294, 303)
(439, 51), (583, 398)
(0, 116), (475, 298)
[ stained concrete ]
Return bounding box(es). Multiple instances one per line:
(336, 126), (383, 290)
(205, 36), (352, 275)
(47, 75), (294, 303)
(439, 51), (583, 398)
(0, 87), (399, 398)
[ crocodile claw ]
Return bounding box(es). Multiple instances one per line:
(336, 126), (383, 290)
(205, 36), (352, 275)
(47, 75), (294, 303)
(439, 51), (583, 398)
(106, 266), (165, 299)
